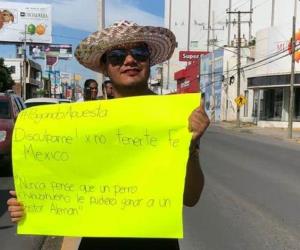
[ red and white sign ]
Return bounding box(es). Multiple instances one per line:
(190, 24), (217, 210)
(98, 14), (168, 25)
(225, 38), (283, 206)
(179, 51), (208, 62)
(46, 56), (58, 66)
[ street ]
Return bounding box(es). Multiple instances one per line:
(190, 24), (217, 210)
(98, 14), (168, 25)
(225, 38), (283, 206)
(0, 165), (45, 250)
(181, 125), (300, 250)
(1, 125), (300, 250)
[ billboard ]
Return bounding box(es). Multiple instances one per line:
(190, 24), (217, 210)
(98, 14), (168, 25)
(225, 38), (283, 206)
(29, 44), (73, 59)
(46, 55), (58, 66)
(60, 72), (72, 84)
(0, 2), (52, 43)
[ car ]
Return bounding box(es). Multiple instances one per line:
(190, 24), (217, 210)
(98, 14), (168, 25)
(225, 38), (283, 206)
(24, 97), (59, 108)
(0, 91), (26, 165)
(57, 98), (72, 104)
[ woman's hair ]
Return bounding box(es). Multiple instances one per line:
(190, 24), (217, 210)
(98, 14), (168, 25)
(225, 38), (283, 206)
(102, 80), (112, 90)
(84, 79), (98, 88)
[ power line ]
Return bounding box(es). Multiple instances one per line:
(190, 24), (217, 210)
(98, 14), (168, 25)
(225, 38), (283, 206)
(242, 44), (300, 72)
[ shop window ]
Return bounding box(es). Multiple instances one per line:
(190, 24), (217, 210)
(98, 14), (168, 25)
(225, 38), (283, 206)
(190, 41), (198, 48)
(9, 66), (15, 74)
(252, 90), (258, 118)
(244, 90), (248, 117)
(295, 88), (300, 121)
(261, 88), (283, 121)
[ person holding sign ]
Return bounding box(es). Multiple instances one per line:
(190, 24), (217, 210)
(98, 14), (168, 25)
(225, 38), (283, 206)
(8, 20), (210, 250)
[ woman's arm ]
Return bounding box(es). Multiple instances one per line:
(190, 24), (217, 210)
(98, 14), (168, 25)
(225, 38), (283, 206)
(183, 102), (209, 206)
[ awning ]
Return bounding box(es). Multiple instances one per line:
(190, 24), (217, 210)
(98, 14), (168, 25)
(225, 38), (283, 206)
(28, 59), (42, 71)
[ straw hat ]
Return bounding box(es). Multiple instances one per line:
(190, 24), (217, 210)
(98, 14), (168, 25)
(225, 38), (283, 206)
(75, 20), (176, 73)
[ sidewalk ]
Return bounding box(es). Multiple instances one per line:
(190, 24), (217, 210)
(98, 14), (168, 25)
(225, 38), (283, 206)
(214, 121), (300, 144)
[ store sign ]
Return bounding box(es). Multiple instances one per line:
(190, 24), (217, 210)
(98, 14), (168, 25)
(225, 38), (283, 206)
(287, 30), (300, 63)
(180, 81), (190, 88)
(179, 51), (208, 62)
(60, 72), (72, 84)
(46, 56), (58, 66)
(30, 44), (72, 59)
(0, 2), (52, 43)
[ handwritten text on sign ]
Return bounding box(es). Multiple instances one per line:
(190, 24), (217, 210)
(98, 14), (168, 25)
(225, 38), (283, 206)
(12, 94), (200, 238)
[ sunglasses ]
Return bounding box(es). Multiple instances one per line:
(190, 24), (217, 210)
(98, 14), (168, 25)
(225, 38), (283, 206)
(106, 47), (150, 66)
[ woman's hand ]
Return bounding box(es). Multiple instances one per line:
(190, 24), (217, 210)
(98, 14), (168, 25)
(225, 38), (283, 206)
(7, 190), (24, 223)
(188, 100), (210, 141)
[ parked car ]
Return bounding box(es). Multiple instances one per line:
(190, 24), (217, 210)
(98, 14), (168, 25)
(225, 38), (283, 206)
(57, 98), (72, 104)
(0, 91), (26, 165)
(24, 97), (59, 108)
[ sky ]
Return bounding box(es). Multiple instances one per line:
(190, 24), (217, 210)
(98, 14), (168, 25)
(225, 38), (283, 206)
(0, 0), (165, 84)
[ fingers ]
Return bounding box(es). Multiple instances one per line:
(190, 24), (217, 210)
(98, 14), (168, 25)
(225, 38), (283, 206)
(7, 201), (23, 211)
(11, 217), (23, 223)
(7, 191), (24, 223)
(188, 104), (210, 140)
(7, 200), (24, 223)
(9, 190), (16, 197)
(7, 197), (21, 206)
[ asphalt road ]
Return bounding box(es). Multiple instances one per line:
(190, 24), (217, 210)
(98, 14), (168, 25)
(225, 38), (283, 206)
(0, 169), (45, 250)
(180, 125), (300, 250)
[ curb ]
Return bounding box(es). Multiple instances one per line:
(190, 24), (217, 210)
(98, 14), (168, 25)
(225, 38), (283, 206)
(214, 122), (300, 144)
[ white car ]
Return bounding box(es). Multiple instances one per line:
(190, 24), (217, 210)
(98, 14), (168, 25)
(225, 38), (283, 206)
(24, 97), (59, 108)
(57, 98), (72, 104)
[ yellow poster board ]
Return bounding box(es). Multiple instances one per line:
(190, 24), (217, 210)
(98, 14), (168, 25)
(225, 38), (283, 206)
(12, 93), (200, 238)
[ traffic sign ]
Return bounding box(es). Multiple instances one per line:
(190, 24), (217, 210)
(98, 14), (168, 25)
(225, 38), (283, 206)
(235, 95), (247, 107)
(46, 56), (58, 67)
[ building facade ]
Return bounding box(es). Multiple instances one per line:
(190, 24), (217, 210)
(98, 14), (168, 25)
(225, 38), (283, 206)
(164, 0), (211, 90)
(247, 26), (300, 128)
(4, 58), (43, 99)
(200, 46), (255, 123)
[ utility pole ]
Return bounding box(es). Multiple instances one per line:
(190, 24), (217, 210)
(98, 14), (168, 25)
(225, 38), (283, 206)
(97, 0), (105, 95)
(271, 0), (275, 26)
(160, 65), (163, 95)
(227, 10), (252, 127)
(225, 61), (229, 120)
(187, 0), (191, 51)
(227, 0), (232, 46)
(211, 11), (216, 122)
(249, 0), (253, 41)
(166, 0), (172, 89)
(236, 12), (241, 128)
(288, 0), (297, 139)
(207, 0), (212, 52)
(22, 24), (27, 100)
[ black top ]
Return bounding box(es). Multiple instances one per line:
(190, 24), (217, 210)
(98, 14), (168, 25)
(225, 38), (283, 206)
(79, 237), (180, 250)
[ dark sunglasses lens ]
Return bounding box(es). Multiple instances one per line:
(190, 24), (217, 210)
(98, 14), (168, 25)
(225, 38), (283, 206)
(130, 47), (150, 61)
(107, 49), (126, 65)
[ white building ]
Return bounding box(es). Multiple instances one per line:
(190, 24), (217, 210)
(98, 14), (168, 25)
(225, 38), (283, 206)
(4, 58), (43, 99)
(200, 46), (255, 123)
(247, 25), (300, 128)
(164, 0), (213, 90)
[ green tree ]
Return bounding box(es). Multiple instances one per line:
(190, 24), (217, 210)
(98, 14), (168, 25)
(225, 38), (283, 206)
(0, 58), (15, 92)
